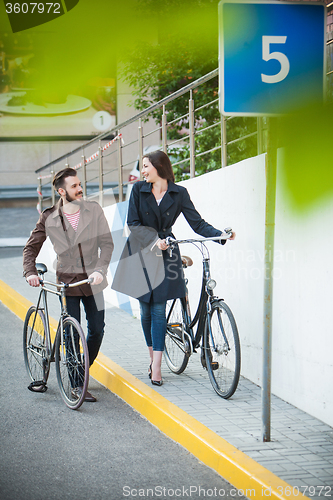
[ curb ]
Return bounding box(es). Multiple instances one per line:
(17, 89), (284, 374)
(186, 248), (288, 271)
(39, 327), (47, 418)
(0, 279), (302, 500)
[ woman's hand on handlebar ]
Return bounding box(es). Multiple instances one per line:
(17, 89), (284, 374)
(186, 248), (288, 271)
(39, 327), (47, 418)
(156, 238), (169, 251)
(222, 227), (236, 242)
(27, 275), (40, 287)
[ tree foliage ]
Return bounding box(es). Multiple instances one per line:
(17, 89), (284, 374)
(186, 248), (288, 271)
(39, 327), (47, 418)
(120, 0), (258, 181)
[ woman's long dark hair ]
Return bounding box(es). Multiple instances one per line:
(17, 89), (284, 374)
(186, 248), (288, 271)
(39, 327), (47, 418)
(143, 150), (175, 183)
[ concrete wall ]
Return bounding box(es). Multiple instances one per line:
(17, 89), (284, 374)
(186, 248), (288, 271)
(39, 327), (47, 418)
(0, 141), (88, 187)
(108, 153), (333, 427)
(172, 154), (333, 427)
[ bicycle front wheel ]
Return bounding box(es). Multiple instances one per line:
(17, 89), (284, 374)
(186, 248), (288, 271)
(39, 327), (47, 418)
(55, 316), (89, 410)
(23, 306), (49, 384)
(204, 301), (240, 399)
(164, 298), (189, 374)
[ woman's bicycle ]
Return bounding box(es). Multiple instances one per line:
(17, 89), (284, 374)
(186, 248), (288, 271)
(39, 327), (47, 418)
(164, 230), (241, 399)
(23, 263), (92, 410)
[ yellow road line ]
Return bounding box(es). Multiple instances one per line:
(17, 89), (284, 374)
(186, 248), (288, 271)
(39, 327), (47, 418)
(0, 279), (305, 500)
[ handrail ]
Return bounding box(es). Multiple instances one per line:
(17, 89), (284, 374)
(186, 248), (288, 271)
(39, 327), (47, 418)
(35, 133), (115, 173)
(36, 69), (218, 175)
(35, 30), (333, 210)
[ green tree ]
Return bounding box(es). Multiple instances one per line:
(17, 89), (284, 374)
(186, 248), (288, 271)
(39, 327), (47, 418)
(121, 0), (258, 181)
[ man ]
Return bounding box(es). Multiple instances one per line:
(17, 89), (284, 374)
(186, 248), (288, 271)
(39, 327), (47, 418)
(23, 168), (114, 402)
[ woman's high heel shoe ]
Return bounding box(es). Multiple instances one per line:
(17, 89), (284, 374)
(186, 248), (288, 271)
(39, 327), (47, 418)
(151, 379), (163, 386)
(150, 361), (163, 385)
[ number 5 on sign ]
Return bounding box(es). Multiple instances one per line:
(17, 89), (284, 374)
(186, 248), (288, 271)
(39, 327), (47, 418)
(219, 1), (325, 116)
(261, 36), (290, 84)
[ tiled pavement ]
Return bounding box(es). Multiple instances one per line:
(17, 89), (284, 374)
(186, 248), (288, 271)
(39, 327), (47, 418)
(1, 252), (332, 499)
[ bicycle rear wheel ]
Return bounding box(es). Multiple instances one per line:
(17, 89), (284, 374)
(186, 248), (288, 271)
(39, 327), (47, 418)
(23, 306), (49, 385)
(55, 316), (89, 410)
(204, 301), (240, 399)
(164, 298), (190, 374)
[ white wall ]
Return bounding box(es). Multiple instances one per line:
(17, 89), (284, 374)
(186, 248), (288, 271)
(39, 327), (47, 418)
(174, 155), (266, 381)
(172, 154), (333, 427)
(272, 153), (333, 426)
(38, 153), (333, 426)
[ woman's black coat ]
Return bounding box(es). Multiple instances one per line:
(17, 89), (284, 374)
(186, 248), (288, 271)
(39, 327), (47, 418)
(112, 180), (222, 303)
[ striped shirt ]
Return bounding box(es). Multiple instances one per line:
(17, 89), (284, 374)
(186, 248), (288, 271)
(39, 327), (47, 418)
(64, 210), (80, 232)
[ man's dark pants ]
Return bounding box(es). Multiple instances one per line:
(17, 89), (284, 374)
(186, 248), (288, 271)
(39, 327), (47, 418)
(65, 291), (105, 366)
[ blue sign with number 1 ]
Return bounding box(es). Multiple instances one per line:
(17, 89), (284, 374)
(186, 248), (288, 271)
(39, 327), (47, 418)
(219, 1), (326, 116)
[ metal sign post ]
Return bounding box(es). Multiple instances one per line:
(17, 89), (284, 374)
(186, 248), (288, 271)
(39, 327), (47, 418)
(262, 117), (277, 442)
(218, 0), (326, 442)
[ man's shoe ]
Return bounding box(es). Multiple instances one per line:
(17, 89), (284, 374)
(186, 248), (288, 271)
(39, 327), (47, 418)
(71, 387), (97, 402)
(85, 391), (97, 403)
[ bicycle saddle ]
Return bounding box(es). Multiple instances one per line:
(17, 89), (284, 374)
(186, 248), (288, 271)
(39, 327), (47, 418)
(36, 263), (48, 275)
(181, 256), (193, 268)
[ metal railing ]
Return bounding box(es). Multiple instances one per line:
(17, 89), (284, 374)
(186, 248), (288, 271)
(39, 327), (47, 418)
(36, 26), (333, 210)
(35, 68), (264, 211)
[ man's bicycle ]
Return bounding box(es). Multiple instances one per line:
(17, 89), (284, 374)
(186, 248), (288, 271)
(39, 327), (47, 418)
(23, 263), (92, 410)
(164, 230), (241, 399)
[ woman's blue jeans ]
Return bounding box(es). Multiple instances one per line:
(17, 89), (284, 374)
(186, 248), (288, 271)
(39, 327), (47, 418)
(139, 300), (167, 351)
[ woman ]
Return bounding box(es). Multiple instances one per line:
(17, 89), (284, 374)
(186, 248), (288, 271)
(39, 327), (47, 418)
(112, 150), (235, 385)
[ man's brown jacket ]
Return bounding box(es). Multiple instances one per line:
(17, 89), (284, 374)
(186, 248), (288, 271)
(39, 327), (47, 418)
(23, 199), (114, 296)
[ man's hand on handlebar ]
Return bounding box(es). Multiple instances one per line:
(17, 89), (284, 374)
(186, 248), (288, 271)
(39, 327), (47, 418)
(27, 275), (40, 287)
(88, 271), (104, 285)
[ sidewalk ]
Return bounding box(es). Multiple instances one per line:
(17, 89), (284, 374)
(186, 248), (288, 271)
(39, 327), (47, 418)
(1, 251), (332, 500)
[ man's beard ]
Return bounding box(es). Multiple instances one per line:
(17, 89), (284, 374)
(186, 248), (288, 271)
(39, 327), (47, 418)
(65, 190), (82, 204)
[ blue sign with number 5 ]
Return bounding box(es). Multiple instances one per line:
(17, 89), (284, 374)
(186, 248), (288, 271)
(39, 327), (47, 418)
(219, 1), (326, 116)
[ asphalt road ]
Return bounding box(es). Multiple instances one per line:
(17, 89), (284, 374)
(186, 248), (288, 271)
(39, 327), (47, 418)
(0, 207), (39, 239)
(0, 206), (247, 500)
(0, 301), (247, 500)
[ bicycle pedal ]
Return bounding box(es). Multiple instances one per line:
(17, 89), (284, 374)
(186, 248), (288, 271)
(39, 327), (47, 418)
(71, 387), (82, 400)
(201, 358), (219, 370)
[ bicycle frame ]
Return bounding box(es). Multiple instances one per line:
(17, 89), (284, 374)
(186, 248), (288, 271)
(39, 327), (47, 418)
(24, 269), (93, 407)
(29, 282), (63, 378)
(29, 277), (89, 372)
(183, 259), (222, 349)
(164, 231), (241, 398)
(167, 233), (233, 353)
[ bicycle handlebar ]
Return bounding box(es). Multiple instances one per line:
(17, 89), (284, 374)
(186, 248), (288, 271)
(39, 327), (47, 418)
(165, 228), (233, 247)
(40, 277), (93, 289)
(67, 278), (94, 288)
